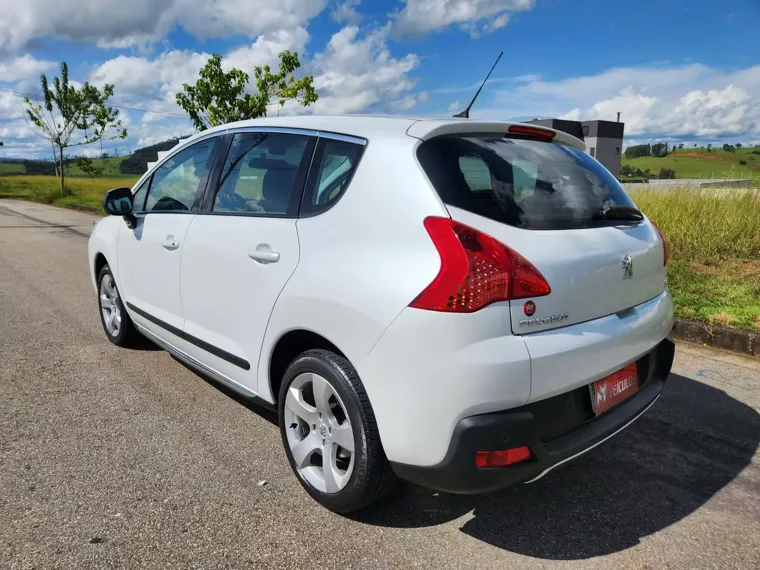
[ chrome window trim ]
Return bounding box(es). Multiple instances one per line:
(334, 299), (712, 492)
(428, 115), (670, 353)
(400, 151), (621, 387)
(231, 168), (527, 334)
(131, 132), (222, 193)
(131, 126), (366, 195)
(225, 125), (367, 146)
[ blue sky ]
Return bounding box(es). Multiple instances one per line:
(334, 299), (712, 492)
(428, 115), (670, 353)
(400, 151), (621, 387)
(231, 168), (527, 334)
(1, 0), (759, 159)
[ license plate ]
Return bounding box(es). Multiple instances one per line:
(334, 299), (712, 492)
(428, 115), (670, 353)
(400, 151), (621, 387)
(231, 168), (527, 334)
(590, 363), (639, 417)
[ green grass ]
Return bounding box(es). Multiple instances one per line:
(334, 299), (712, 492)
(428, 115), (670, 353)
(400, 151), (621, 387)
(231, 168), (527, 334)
(623, 147), (760, 183)
(666, 260), (760, 331)
(630, 187), (760, 331)
(0, 162), (26, 174)
(0, 175), (138, 210)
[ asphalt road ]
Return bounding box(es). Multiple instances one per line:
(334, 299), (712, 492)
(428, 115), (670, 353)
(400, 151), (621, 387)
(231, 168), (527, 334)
(1, 199), (759, 570)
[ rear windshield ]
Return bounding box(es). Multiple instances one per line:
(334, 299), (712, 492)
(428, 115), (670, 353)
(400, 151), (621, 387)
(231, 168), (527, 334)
(416, 135), (637, 230)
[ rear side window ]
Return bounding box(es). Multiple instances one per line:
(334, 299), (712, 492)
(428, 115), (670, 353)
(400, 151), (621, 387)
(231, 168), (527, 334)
(213, 132), (310, 215)
(301, 139), (364, 215)
(417, 135), (637, 230)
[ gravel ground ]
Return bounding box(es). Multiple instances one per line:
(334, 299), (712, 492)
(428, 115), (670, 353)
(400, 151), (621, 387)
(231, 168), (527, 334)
(1, 199), (759, 570)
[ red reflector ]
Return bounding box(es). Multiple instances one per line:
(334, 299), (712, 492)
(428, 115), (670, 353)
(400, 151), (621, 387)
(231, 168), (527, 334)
(476, 447), (532, 468)
(508, 125), (556, 141)
(410, 217), (551, 313)
(650, 221), (669, 266)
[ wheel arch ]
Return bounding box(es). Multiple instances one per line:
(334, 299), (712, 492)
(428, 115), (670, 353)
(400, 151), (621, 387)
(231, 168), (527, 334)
(267, 329), (346, 405)
(94, 252), (109, 279)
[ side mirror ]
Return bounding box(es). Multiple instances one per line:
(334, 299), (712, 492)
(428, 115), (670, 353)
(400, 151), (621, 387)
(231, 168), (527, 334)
(103, 187), (137, 228)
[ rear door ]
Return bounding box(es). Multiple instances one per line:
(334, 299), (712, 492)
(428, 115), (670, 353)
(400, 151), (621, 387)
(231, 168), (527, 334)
(415, 133), (667, 334)
(179, 130), (315, 393)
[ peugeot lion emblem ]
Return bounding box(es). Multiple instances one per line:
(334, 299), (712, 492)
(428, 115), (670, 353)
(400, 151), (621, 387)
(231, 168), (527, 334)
(622, 255), (633, 280)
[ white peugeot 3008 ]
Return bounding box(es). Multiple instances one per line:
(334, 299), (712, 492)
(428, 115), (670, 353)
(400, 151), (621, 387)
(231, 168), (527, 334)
(88, 116), (674, 513)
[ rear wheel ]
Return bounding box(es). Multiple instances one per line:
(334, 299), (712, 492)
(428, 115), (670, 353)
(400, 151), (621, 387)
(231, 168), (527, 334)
(278, 349), (396, 513)
(97, 265), (138, 347)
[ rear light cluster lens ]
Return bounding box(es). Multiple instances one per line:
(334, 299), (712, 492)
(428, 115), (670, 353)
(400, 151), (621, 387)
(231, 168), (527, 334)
(410, 217), (550, 313)
(651, 221), (669, 266)
(476, 446), (532, 468)
(507, 124), (557, 141)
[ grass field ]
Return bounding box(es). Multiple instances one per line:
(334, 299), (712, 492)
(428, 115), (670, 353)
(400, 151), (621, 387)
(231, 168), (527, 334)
(66, 156), (132, 177)
(0, 163), (27, 175)
(0, 175), (137, 210)
(630, 187), (760, 331)
(623, 147), (760, 183)
(0, 156), (134, 178)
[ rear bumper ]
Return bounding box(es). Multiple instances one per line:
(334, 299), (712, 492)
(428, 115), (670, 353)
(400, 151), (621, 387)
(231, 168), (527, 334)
(390, 337), (674, 494)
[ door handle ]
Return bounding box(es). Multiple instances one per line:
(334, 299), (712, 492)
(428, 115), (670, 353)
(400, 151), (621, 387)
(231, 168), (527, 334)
(248, 249), (280, 264)
(161, 236), (180, 251)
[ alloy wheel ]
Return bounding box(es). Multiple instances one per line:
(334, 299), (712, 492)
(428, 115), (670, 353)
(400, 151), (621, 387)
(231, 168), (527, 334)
(99, 274), (122, 337)
(283, 372), (355, 494)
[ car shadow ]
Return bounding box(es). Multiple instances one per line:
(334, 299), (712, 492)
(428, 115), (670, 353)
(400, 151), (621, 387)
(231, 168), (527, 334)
(170, 355), (278, 425)
(353, 373), (760, 560)
(124, 334), (162, 351)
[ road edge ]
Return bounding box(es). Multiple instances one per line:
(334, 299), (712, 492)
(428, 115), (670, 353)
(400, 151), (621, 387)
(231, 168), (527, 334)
(673, 317), (759, 358)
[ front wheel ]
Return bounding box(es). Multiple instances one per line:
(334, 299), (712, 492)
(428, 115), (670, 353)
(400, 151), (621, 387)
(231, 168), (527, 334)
(278, 349), (397, 513)
(97, 264), (139, 347)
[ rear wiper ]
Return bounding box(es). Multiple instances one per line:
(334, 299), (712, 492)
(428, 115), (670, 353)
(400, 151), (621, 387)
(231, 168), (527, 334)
(593, 206), (644, 222)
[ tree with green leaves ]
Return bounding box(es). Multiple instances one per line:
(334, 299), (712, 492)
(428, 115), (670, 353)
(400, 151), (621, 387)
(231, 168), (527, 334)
(75, 156), (104, 182)
(176, 51), (318, 132)
(24, 62), (126, 195)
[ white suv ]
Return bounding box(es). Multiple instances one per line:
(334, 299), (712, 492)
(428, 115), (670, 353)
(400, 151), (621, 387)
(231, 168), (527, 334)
(88, 116), (674, 513)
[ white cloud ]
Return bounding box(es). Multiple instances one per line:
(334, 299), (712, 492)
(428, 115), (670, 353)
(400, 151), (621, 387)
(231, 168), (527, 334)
(448, 100), (462, 112)
(0, 54), (54, 82)
(0, 90), (23, 119)
(472, 63), (760, 140)
(309, 24), (420, 114)
(0, 0), (327, 51)
(225, 27), (310, 72)
(393, 0), (534, 37)
(331, 0), (362, 24)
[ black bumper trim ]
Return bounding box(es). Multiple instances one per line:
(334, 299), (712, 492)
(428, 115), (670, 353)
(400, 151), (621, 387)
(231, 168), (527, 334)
(390, 337), (675, 494)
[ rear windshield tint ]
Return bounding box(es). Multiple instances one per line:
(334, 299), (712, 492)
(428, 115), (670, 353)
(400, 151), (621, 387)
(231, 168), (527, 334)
(417, 135), (637, 230)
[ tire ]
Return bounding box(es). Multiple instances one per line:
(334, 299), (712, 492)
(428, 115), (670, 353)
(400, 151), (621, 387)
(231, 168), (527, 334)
(97, 264), (139, 347)
(278, 349), (397, 513)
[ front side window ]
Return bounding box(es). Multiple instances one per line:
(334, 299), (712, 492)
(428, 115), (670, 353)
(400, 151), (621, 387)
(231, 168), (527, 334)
(213, 132), (310, 215)
(145, 138), (216, 212)
(302, 139), (364, 215)
(131, 177), (150, 212)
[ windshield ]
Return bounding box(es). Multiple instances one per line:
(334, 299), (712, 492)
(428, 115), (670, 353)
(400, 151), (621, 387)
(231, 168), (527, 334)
(417, 135), (638, 230)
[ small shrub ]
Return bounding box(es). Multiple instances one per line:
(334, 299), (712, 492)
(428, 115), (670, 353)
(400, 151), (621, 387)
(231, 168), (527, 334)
(739, 160), (747, 165)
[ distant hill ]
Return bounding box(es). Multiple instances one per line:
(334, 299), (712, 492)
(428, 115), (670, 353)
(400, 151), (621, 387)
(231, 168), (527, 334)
(119, 138), (187, 175)
(0, 137), (189, 178)
(621, 146), (760, 182)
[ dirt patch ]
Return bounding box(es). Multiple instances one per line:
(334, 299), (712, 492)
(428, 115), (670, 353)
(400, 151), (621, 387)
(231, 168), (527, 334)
(708, 312), (738, 326)
(689, 260), (760, 282)
(676, 152), (732, 161)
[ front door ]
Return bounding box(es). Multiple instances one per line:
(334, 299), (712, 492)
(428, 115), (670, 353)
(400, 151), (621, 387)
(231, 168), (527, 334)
(180, 131), (314, 393)
(118, 137), (218, 340)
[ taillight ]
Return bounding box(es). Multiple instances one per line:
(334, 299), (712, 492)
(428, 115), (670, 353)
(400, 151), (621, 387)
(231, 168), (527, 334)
(507, 124), (556, 142)
(651, 221), (669, 266)
(409, 216), (550, 313)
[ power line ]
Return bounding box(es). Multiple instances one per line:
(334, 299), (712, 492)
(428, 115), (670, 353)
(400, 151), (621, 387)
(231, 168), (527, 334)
(0, 86), (187, 118)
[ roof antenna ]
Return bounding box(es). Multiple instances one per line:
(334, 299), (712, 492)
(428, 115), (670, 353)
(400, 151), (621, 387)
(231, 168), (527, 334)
(453, 51), (503, 119)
